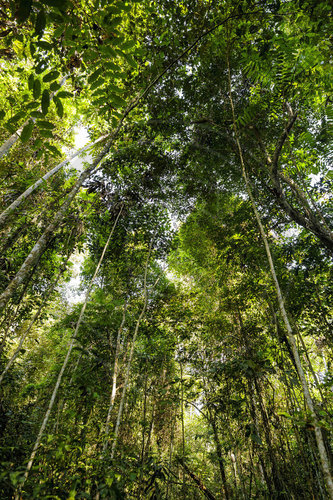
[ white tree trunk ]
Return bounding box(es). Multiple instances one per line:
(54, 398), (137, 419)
(226, 53), (333, 499)
(0, 114), (128, 313)
(0, 134), (108, 228)
(14, 205), (123, 499)
(110, 242), (152, 460)
(0, 266), (65, 385)
(102, 301), (127, 453)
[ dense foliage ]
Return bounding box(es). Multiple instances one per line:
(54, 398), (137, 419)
(0, 0), (332, 498)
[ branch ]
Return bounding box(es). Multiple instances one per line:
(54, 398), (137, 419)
(176, 457), (217, 500)
(272, 111), (298, 177)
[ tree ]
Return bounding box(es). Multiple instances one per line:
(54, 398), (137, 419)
(1, 1), (333, 498)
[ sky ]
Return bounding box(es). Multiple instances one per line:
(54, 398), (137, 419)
(61, 127), (90, 305)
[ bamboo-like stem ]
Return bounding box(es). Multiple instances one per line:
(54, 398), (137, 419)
(14, 205), (123, 500)
(101, 301), (128, 453)
(180, 361), (186, 500)
(0, 116), (127, 313)
(110, 240), (152, 460)
(0, 134), (108, 229)
(0, 263), (66, 385)
(226, 42), (333, 499)
(0, 6), (265, 315)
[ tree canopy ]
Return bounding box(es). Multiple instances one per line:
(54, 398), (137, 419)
(0, 0), (333, 498)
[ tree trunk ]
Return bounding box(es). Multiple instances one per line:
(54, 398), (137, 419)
(0, 134), (108, 229)
(227, 49), (333, 499)
(177, 457), (217, 500)
(14, 206), (122, 499)
(101, 301), (127, 453)
(0, 261), (68, 385)
(110, 241), (152, 460)
(0, 122), (127, 313)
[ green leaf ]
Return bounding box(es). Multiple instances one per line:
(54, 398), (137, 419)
(0, 110), (5, 120)
(15, 0), (32, 23)
(35, 60), (47, 74)
(118, 3), (131, 12)
(43, 70), (60, 83)
(40, 0), (68, 9)
(121, 40), (136, 51)
(28, 74), (34, 91)
(109, 16), (122, 28)
(50, 82), (61, 91)
(20, 120), (34, 143)
(30, 111), (44, 118)
(33, 79), (41, 99)
(37, 41), (53, 51)
(92, 97), (105, 107)
(36, 120), (55, 129)
(100, 45), (117, 58)
(8, 111), (26, 124)
(44, 142), (62, 156)
(53, 96), (63, 118)
(26, 101), (40, 109)
(5, 123), (15, 134)
(41, 89), (50, 115)
(40, 129), (54, 138)
(90, 77), (104, 91)
(29, 42), (36, 57)
(56, 91), (73, 98)
(53, 26), (64, 38)
(104, 61), (119, 71)
(108, 83), (124, 93)
(110, 93), (126, 108)
(88, 68), (103, 84)
(35, 9), (46, 36)
(123, 53), (137, 68)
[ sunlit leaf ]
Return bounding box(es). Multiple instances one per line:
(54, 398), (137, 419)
(41, 89), (50, 115)
(20, 120), (34, 143)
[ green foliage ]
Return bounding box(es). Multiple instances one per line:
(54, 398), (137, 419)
(0, 1), (332, 499)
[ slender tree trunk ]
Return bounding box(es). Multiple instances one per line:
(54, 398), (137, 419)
(14, 206), (123, 500)
(0, 120), (127, 313)
(253, 377), (285, 495)
(247, 379), (274, 497)
(177, 457), (217, 500)
(101, 301), (127, 453)
(166, 419), (175, 499)
(138, 362), (149, 500)
(52, 352), (83, 435)
(0, 244), (47, 349)
(110, 241), (152, 460)
(0, 134), (108, 229)
(179, 361), (186, 500)
(226, 47), (333, 499)
(0, 260), (68, 385)
(210, 416), (230, 500)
